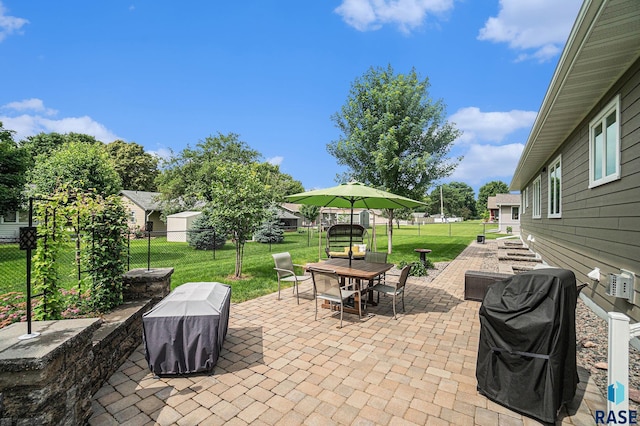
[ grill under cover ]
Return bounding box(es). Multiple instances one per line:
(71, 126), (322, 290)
(143, 282), (231, 376)
(476, 268), (578, 424)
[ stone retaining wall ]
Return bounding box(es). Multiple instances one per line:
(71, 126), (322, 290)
(0, 268), (173, 425)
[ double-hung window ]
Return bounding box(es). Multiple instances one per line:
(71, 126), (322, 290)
(548, 155), (562, 218)
(511, 207), (519, 220)
(589, 95), (620, 188)
(532, 176), (541, 219)
(521, 187), (528, 214)
(2, 211), (17, 223)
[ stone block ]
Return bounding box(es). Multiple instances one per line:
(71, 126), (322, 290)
(122, 268), (174, 301)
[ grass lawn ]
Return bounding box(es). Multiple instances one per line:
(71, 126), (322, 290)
(0, 221), (499, 303)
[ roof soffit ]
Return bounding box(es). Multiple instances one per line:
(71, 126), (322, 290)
(511, 0), (640, 190)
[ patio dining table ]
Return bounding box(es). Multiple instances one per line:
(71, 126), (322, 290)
(305, 258), (395, 314)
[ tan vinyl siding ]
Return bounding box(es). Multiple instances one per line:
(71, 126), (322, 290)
(520, 57), (640, 322)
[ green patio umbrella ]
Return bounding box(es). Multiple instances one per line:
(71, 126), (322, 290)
(286, 182), (426, 265)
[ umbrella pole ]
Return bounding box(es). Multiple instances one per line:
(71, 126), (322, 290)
(318, 219), (322, 261)
(349, 202), (354, 266)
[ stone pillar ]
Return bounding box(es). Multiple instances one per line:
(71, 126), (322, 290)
(122, 267), (174, 302)
(0, 319), (101, 425)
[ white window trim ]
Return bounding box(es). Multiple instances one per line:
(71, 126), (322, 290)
(589, 95), (621, 188)
(521, 187), (528, 214)
(511, 206), (519, 221)
(532, 176), (541, 219)
(548, 155), (562, 219)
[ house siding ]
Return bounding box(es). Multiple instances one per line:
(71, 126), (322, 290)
(120, 198), (166, 233)
(498, 205), (520, 233)
(520, 57), (640, 322)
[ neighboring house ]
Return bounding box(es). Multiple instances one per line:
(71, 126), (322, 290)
(0, 209), (29, 242)
(120, 190), (166, 234)
(488, 194), (521, 233)
(320, 208), (370, 229)
(510, 0), (640, 322)
(281, 202), (305, 221)
(487, 197), (499, 222)
(166, 211), (202, 242)
(276, 206), (300, 231)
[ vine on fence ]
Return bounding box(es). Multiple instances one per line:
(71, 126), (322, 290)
(32, 189), (73, 320)
(31, 187), (128, 320)
(80, 194), (128, 312)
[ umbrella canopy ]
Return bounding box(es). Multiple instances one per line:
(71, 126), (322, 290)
(286, 182), (425, 264)
(286, 182), (425, 210)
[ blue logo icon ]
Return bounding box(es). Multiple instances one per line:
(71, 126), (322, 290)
(608, 381), (625, 405)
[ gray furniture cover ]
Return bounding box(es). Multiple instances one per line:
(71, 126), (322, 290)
(143, 282), (231, 375)
(476, 268), (578, 424)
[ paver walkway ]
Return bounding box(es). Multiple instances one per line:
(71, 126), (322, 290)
(89, 241), (606, 425)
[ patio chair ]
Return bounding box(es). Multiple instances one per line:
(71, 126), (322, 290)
(272, 252), (312, 304)
(364, 251), (388, 285)
(371, 264), (411, 319)
(309, 268), (361, 328)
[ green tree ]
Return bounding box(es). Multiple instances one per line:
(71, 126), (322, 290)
(20, 132), (67, 162)
(156, 133), (261, 214)
(0, 122), (29, 214)
(393, 208), (415, 228)
(105, 140), (159, 191)
(187, 212), (226, 250)
(257, 162), (305, 202)
(254, 204), (285, 244)
(477, 180), (509, 215)
(206, 162), (270, 277)
(328, 64), (461, 252)
(299, 204), (321, 226)
(29, 141), (122, 196)
(20, 132), (101, 164)
(299, 203), (321, 247)
(428, 182), (477, 220)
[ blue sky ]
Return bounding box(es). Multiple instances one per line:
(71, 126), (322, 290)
(0, 0), (583, 195)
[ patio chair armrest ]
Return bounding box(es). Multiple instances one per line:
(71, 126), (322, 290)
(274, 267), (295, 275)
(381, 278), (400, 287)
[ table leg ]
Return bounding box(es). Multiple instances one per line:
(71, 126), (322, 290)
(367, 279), (377, 306)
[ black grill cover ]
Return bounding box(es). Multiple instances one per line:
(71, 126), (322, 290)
(143, 282), (231, 375)
(476, 268), (578, 424)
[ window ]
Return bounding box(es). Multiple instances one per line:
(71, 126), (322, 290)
(548, 155), (562, 218)
(589, 95), (620, 188)
(2, 211), (17, 223)
(521, 187), (528, 214)
(532, 176), (541, 219)
(511, 207), (519, 220)
(18, 210), (29, 223)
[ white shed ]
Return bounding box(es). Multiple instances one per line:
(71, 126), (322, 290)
(167, 211), (202, 242)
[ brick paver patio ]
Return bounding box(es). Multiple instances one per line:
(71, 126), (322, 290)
(89, 240), (606, 425)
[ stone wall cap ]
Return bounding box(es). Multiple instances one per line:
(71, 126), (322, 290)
(124, 268), (175, 281)
(0, 318), (101, 366)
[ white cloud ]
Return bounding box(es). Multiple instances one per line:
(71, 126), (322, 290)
(450, 107), (536, 144)
(267, 156), (284, 166)
(478, 0), (582, 62)
(0, 1), (29, 42)
(335, 0), (454, 33)
(1, 98), (120, 142)
(148, 147), (172, 161)
(2, 98), (57, 116)
(449, 143), (524, 186)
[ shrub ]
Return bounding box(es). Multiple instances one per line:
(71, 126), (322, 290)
(254, 206), (284, 244)
(188, 213), (226, 250)
(398, 258), (433, 277)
